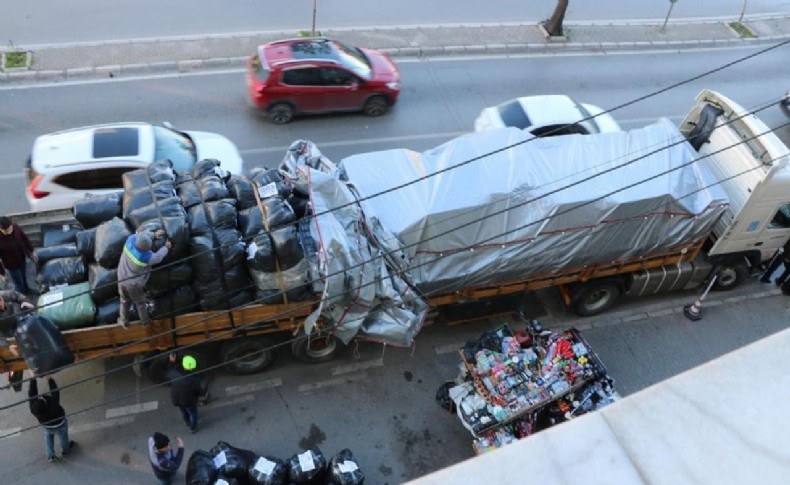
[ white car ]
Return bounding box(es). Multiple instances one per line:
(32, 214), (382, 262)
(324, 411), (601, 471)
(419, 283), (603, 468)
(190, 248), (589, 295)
(26, 122), (244, 211)
(474, 95), (621, 137)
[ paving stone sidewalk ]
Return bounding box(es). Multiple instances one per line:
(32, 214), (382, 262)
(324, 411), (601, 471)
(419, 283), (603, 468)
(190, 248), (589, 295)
(1, 16), (789, 84)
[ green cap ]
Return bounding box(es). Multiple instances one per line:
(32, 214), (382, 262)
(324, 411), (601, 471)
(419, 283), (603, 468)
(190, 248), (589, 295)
(182, 355), (197, 371)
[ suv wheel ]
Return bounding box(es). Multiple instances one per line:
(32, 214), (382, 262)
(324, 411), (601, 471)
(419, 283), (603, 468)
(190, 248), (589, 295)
(363, 96), (388, 117)
(268, 103), (295, 124)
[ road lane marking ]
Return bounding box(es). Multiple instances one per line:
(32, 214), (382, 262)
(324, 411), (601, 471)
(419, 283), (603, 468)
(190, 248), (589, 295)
(435, 343), (463, 355)
(0, 173), (24, 180)
(331, 358), (383, 376)
(205, 393), (255, 410)
(72, 416), (135, 433)
(225, 378), (282, 396)
(298, 373), (366, 392)
(105, 400), (159, 419)
(0, 427), (22, 439)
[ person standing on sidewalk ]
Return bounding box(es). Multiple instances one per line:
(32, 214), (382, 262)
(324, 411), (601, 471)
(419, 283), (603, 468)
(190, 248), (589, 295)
(28, 373), (76, 463)
(117, 229), (170, 329)
(170, 355), (204, 433)
(148, 432), (184, 485)
(0, 216), (37, 295)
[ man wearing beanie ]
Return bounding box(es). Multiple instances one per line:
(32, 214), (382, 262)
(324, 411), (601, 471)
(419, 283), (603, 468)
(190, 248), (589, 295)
(148, 431), (184, 484)
(117, 229), (171, 328)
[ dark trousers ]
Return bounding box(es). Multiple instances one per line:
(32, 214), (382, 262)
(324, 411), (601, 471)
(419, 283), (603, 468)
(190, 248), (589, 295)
(7, 261), (28, 294)
(761, 255), (790, 284)
(178, 405), (198, 430)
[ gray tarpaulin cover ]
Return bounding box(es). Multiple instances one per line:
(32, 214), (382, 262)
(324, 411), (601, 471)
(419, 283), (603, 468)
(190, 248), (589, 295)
(337, 119), (728, 295)
(279, 141), (428, 347)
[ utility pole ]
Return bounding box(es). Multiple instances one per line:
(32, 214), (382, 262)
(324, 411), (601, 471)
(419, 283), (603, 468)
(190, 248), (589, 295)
(661, 0), (678, 33)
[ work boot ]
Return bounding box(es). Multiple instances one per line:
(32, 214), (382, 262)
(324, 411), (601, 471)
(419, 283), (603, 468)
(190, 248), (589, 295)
(62, 440), (76, 456)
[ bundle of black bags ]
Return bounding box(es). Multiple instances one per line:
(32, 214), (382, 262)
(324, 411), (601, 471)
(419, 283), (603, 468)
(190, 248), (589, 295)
(185, 442), (363, 485)
(36, 223), (87, 292)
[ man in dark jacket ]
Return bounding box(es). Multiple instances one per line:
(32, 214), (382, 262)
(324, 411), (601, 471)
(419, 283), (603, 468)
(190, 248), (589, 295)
(0, 290), (34, 390)
(29, 375), (76, 462)
(170, 355), (204, 433)
(0, 216), (37, 294)
(148, 431), (184, 484)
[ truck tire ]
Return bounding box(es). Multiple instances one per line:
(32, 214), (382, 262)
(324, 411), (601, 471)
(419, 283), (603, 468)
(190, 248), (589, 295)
(572, 281), (622, 316)
(219, 337), (277, 375)
(145, 349), (207, 384)
(291, 330), (344, 364)
(712, 261), (748, 291)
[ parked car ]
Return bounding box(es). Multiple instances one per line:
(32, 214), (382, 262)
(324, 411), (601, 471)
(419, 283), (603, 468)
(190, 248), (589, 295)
(246, 37), (401, 124)
(26, 122), (244, 211)
(474, 95), (621, 137)
(781, 89), (790, 118)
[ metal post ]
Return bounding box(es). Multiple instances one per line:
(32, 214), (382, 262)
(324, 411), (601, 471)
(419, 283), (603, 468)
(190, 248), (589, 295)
(661, 0), (678, 33)
(683, 270), (718, 321)
(739, 0), (748, 25)
(312, 0), (317, 37)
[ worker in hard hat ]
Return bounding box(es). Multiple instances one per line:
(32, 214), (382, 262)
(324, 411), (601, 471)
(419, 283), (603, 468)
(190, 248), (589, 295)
(169, 354), (206, 433)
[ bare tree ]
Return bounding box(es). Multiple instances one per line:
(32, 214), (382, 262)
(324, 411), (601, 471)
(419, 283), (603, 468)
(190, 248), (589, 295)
(543, 0), (569, 37)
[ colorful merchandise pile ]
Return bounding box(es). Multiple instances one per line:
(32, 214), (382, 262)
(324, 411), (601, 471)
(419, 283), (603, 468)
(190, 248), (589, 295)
(449, 324), (618, 454)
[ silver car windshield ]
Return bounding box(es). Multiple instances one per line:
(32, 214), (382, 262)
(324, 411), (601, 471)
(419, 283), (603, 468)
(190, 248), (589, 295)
(152, 126), (196, 172)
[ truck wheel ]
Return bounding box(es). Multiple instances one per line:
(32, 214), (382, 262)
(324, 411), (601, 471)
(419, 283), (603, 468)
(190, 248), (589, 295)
(219, 338), (277, 375)
(573, 281), (622, 316)
(145, 349), (207, 384)
(291, 330), (344, 364)
(712, 262), (747, 291)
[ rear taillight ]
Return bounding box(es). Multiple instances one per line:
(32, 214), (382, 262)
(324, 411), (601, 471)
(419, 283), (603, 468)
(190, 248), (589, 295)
(28, 175), (49, 199)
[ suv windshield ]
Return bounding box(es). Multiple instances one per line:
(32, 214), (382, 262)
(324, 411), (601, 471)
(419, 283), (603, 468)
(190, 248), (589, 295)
(152, 126), (196, 172)
(331, 41), (372, 79)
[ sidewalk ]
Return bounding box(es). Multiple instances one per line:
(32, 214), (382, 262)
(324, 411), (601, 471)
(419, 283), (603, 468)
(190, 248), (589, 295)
(1, 15), (790, 84)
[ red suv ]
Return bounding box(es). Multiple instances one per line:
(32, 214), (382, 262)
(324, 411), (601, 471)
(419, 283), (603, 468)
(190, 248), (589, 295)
(246, 38), (401, 124)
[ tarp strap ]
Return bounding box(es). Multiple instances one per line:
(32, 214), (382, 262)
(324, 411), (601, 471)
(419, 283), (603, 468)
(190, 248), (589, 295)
(252, 181), (289, 305)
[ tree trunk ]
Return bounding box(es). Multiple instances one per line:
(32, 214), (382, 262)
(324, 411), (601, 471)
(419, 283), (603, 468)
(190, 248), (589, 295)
(544, 0), (569, 37)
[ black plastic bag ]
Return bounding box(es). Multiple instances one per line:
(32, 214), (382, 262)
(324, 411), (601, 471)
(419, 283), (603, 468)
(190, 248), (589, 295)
(94, 218), (131, 268)
(288, 195), (310, 219)
(188, 199), (238, 235)
(215, 477), (241, 485)
(14, 314), (74, 374)
(146, 261), (192, 297)
(249, 168), (292, 200)
(192, 158), (230, 181)
(287, 448), (327, 485)
(37, 256), (87, 291)
(151, 285), (198, 319)
(247, 232), (277, 273)
(75, 228), (96, 261)
(328, 449), (365, 485)
(186, 450), (217, 485)
(209, 441), (257, 482)
(126, 197), (185, 230)
(95, 299), (120, 325)
(177, 174), (202, 209)
(88, 263), (118, 303)
(228, 174), (256, 210)
(122, 160), (175, 192)
(189, 232), (246, 282)
(194, 265), (253, 311)
(34, 244), (79, 271)
(137, 217), (190, 262)
(238, 197), (296, 239)
(249, 455), (287, 485)
(72, 193), (122, 229)
(41, 223), (82, 247)
(271, 226), (304, 270)
(435, 381), (457, 414)
(122, 181), (177, 219)
(197, 175), (230, 203)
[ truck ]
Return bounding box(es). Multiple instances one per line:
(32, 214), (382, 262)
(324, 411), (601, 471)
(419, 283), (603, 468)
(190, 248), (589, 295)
(1, 90), (788, 380)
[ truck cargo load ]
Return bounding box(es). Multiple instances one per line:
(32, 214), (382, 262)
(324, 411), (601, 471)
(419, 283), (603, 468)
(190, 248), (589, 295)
(337, 118), (729, 295)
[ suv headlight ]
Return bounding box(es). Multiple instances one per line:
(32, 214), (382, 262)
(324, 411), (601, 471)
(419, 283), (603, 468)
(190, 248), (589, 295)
(386, 82), (401, 90)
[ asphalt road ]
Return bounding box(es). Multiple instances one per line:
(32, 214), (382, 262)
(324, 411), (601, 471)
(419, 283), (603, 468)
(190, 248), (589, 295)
(1, 46), (789, 213)
(4, 0), (790, 44)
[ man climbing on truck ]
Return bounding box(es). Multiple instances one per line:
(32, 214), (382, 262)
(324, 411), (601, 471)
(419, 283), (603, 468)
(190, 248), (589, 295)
(117, 229), (171, 329)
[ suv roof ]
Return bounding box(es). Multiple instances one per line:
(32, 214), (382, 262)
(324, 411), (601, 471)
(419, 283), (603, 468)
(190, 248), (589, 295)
(262, 38), (344, 66)
(31, 122), (154, 171)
